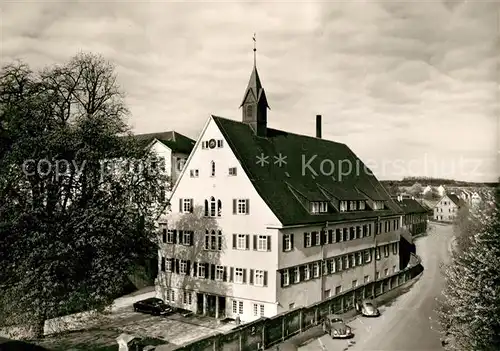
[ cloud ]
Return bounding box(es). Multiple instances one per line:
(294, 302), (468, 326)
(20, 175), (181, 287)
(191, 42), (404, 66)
(1, 0), (498, 182)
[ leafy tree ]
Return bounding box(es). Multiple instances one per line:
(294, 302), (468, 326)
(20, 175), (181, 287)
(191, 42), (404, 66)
(437, 186), (500, 350)
(0, 53), (167, 337)
(408, 182), (423, 197)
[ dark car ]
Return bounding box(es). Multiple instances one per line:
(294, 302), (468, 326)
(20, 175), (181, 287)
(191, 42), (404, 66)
(133, 298), (174, 316)
(355, 299), (380, 317)
(322, 314), (353, 338)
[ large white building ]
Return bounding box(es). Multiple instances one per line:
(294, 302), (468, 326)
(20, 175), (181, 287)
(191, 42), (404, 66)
(155, 60), (405, 323)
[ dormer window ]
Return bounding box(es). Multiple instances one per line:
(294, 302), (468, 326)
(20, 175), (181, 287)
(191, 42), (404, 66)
(349, 201), (357, 211)
(311, 201), (328, 214)
(373, 201), (384, 210)
(340, 201), (348, 212)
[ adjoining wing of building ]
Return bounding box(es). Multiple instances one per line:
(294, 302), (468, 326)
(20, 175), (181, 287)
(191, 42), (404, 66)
(155, 58), (411, 323)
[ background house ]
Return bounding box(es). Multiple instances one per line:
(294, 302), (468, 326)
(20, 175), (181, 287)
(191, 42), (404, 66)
(433, 193), (463, 222)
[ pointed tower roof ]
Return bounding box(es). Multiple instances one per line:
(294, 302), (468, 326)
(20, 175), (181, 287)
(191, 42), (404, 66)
(240, 66), (270, 108)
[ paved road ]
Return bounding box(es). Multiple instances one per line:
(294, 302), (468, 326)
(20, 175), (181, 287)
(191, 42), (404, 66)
(299, 223), (454, 351)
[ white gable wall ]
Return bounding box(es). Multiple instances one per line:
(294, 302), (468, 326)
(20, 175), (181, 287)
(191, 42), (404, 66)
(159, 116), (281, 322)
(433, 195), (458, 221)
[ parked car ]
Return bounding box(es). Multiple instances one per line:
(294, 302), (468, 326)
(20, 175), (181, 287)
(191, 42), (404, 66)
(322, 314), (353, 338)
(133, 298), (174, 316)
(355, 299), (380, 317)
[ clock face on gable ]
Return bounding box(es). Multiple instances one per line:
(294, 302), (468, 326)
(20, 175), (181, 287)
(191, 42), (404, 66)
(208, 139), (216, 149)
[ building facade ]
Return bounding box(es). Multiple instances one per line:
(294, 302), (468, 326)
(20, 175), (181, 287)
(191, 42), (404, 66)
(155, 60), (406, 323)
(433, 194), (463, 222)
(393, 195), (428, 235)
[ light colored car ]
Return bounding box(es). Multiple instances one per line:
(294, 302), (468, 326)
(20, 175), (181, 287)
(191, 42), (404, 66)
(355, 299), (380, 317)
(322, 314), (353, 338)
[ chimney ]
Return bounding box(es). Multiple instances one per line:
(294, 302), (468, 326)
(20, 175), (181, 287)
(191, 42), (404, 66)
(316, 114), (322, 138)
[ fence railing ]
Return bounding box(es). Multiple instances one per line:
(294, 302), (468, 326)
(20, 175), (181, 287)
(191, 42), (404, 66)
(172, 254), (424, 351)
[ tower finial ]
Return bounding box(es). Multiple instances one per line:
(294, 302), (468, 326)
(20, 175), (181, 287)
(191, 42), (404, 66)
(253, 33), (256, 67)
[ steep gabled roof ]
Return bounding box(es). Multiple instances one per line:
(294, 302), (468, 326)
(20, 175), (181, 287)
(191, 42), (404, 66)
(393, 198), (428, 214)
(447, 194), (462, 206)
(212, 115), (403, 226)
(132, 131), (195, 154)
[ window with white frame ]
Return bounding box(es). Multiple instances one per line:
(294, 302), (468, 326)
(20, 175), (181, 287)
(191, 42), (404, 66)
(393, 265), (397, 273)
(229, 167), (237, 176)
(349, 201), (357, 211)
(352, 280), (358, 288)
(183, 291), (192, 305)
(392, 242), (398, 255)
(376, 247), (381, 260)
(283, 234), (293, 251)
(165, 258), (172, 272)
(322, 261), (328, 275)
(180, 260), (187, 275)
(384, 245), (390, 257)
(359, 201), (366, 210)
(198, 263), (206, 277)
(314, 231), (321, 245)
(217, 139), (223, 148)
(237, 199), (248, 214)
(216, 266), (224, 281)
(311, 201), (328, 213)
(190, 169), (199, 178)
(232, 300), (243, 315)
(384, 268), (389, 276)
(235, 268), (244, 283)
(313, 262), (320, 277)
(283, 270), (290, 286)
(330, 259), (336, 273)
(255, 270), (264, 286)
(183, 231), (192, 246)
(343, 256), (349, 269)
(237, 234), (246, 250)
(356, 252), (363, 265)
(257, 235), (268, 251)
(182, 199), (193, 213)
(167, 230), (175, 243)
(253, 303), (264, 317)
(304, 232), (311, 247)
(364, 275), (370, 283)
(304, 265), (311, 280)
(293, 267), (300, 283)
(176, 158), (185, 171)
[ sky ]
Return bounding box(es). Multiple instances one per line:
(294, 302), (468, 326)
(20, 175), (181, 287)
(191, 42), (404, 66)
(1, 0), (499, 182)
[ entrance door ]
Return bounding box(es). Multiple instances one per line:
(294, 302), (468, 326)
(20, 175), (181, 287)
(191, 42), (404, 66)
(218, 296), (226, 318)
(196, 293), (204, 314)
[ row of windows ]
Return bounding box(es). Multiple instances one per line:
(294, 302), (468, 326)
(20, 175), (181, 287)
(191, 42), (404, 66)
(164, 289), (193, 305)
(232, 234), (271, 251)
(201, 139), (224, 149)
(178, 198), (250, 216)
(404, 213), (427, 225)
(281, 219), (400, 252)
(232, 299), (265, 317)
(435, 208), (456, 213)
(189, 165), (237, 178)
(160, 258), (269, 286)
(310, 200), (382, 214)
(280, 243), (398, 287)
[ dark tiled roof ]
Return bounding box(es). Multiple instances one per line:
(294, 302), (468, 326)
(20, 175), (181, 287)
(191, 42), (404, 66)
(132, 131), (195, 154)
(447, 194), (462, 206)
(212, 116), (403, 226)
(393, 198), (428, 214)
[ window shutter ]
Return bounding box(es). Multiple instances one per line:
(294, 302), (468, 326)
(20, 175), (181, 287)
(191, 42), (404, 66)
(233, 199), (237, 214)
(161, 257), (165, 272)
(205, 263), (210, 278)
(303, 232), (308, 247)
(193, 262), (198, 277)
(311, 232), (317, 246)
(253, 235), (257, 250)
(291, 234), (294, 249)
(232, 234), (237, 249)
(223, 267), (227, 282)
(263, 271), (268, 287)
(190, 199), (194, 213)
(189, 231), (194, 246)
(280, 271), (284, 287)
(175, 259), (180, 274)
(299, 266), (305, 281)
(210, 264), (216, 280)
(172, 230), (177, 244)
(267, 236), (271, 251)
(242, 269), (247, 283)
(246, 199), (250, 214)
(179, 198), (183, 212)
(229, 267), (234, 282)
(186, 260), (191, 275)
(336, 229), (341, 242)
(282, 235), (286, 252)
(321, 230), (326, 245)
(178, 230), (183, 245)
(249, 269), (254, 285)
(328, 230), (333, 243)
(245, 235), (250, 250)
